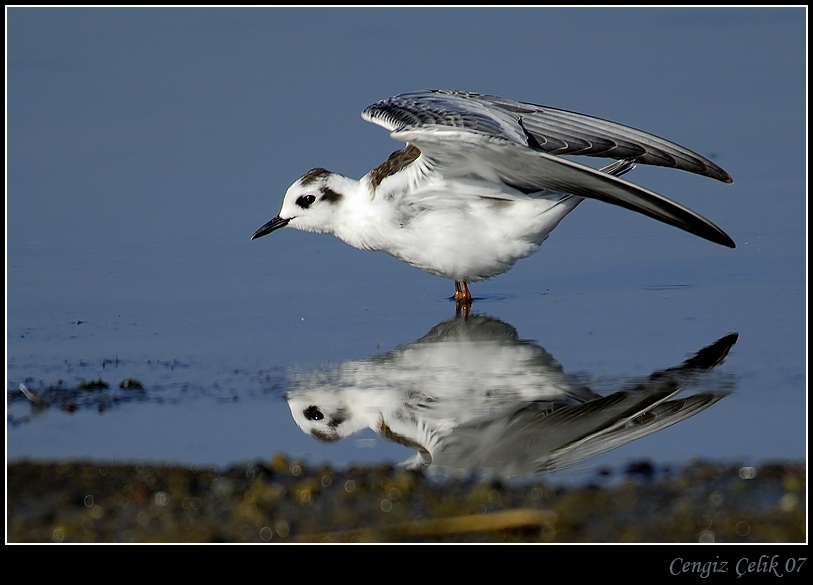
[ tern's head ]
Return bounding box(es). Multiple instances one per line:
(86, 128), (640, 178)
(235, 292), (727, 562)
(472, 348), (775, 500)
(286, 391), (370, 442)
(251, 168), (352, 239)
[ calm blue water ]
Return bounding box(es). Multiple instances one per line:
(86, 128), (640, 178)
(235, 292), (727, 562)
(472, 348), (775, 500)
(6, 8), (806, 482)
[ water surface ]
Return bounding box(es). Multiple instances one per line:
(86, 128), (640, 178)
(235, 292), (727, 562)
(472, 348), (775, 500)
(6, 8), (806, 483)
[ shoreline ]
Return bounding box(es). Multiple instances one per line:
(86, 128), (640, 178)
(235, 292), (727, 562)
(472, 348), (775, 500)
(7, 456), (805, 543)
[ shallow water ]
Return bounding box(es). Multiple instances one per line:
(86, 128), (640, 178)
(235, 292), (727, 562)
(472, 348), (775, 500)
(6, 8), (806, 484)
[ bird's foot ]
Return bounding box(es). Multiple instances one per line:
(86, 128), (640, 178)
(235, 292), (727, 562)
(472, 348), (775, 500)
(453, 281), (472, 303)
(453, 281), (473, 318)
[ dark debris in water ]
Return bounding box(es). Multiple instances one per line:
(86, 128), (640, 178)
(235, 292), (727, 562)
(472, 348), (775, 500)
(6, 456), (805, 543)
(9, 379), (149, 424)
(119, 378), (145, 390)
(8, 359), (289, 425)
(79, 379), (110, 391)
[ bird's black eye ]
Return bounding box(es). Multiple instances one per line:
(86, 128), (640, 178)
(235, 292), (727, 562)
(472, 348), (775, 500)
(303, 405), (324, 421)
(296, 194), (316, 209)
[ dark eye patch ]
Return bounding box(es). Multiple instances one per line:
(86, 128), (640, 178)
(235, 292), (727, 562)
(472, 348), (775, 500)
(296, 194), (316, 208)
(303, 405), (324, 421)
(320, 186), (343, 204)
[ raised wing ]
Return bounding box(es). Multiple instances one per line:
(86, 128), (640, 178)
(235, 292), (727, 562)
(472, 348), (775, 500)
(362, 89), (733, 183)
(392, 126), (736, 248)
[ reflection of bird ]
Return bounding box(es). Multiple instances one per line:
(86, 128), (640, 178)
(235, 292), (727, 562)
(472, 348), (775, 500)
(252, 90), (734, 303)
(285, 315), (737, 478)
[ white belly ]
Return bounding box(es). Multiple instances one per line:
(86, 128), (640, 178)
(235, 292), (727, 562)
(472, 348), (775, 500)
(382, 195), (582, 282)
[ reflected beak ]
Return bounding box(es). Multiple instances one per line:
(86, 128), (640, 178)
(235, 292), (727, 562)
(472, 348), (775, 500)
(251, 216), (291, 240)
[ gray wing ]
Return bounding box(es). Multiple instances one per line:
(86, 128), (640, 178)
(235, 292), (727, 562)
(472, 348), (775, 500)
(436, 389), (717, 475)
(390, 126), (736, 248)
(363, 89), (732, 183)
(436, 332), (737, 476)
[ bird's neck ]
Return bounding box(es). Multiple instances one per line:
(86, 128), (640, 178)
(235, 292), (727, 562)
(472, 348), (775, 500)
(331, 177), (391, 251)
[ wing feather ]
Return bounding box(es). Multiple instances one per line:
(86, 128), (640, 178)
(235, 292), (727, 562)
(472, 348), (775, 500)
(391, 128), (735, 248)
(362, 89), (733, 183)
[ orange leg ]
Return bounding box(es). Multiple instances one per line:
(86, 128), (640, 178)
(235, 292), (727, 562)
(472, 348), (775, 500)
(454, 281), (461, 300)
(461, 281), (472, 303)
(453, 281), (472, 318)
(453, 281), (472, 302)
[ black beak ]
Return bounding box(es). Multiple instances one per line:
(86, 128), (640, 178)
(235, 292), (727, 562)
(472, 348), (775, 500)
(251, 216), (291, 240)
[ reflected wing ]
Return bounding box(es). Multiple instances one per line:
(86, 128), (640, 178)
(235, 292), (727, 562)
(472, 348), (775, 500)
(539, 392), (726, 472)
(432, 333), (738, 477)
(363, 89), (732, 182)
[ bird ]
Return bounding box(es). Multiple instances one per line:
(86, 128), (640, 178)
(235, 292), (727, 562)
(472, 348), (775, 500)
(284, 313), (737, 478)
(251, 89), (734, 304)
